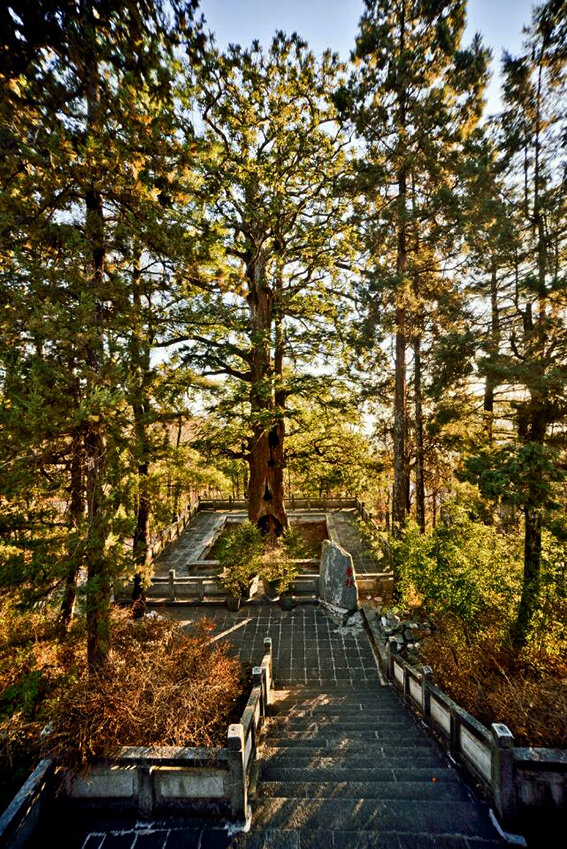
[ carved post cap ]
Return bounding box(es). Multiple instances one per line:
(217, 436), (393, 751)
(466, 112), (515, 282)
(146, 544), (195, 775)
(227, 723), (244, 750)
(492, 723), (515, 749)
(252, 665), (264, 684)
(422, 665), (434, 679)
(263, 637), (272, 651)
(168, 569), (176, 579)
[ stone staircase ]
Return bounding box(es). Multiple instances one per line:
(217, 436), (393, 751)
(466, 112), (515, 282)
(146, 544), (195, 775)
(238, 684), (506, 848)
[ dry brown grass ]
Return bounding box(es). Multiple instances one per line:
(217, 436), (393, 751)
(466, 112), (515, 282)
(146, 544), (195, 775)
(46, 611), (246, 770)
(0, 604), (246, 791)
(420, 616), (567, 748)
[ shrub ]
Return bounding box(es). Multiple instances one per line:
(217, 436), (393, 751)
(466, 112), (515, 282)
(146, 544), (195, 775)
(45, 610), (245, 770)
(261, 543), (299, 595)
(216, 521), (263, 597)
(0, 603), (246, 782)
(393, 507), (521, 638)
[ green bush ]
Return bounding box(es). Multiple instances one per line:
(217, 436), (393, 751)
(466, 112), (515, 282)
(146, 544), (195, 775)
(393, 504), (522, 637)
(217, 522), (263, 597)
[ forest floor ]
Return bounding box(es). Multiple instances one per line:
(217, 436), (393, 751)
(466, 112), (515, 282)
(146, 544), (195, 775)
(418, 615), (567, 749)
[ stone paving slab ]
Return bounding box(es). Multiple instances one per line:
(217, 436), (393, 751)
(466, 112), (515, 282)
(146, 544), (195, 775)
(165, 604), (381, 687)
(153, 511), (228, 576)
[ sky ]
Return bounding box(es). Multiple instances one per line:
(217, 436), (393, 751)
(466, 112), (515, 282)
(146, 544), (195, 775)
(198, 0), (535, 115)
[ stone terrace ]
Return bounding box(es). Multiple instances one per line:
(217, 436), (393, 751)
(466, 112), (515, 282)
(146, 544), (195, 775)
(152, 508), (381, 579)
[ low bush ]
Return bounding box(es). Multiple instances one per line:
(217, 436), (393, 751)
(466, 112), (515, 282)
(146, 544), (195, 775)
(216, 521), (263, 597)
(385, 501), (567, 748)
(0, 603), (246, 789)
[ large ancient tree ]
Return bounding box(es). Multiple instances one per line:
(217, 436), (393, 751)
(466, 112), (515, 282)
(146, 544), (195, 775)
(172, 35), (352, 532)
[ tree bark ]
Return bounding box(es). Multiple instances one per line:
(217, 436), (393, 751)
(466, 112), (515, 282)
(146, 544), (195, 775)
(130, 258), (152, 619)
(392, 0), (408, 540)
(511, 505), (542, 648)
(246, 251), (288, 532)
(483, 255), (500, 440)
(59, 420), (84, 633)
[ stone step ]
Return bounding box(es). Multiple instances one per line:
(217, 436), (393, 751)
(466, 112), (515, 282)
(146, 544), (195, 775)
(272, 688), (399, 701)
(259, 765), (460, 784)
(249, 798), (502, 840)
(276, 671), (380, 692)
(259, 748), (447, 767)
(263, 730), (430, 744)
(270, 704), (405, 717)
(266, 717), (421, 732)
(233, 828), (503, 849)
(274, 684), (386, 688)
(257, 780), (469, 802)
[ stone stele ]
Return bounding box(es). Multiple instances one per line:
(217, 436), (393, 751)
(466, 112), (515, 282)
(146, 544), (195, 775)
(319, 539), (358, 614)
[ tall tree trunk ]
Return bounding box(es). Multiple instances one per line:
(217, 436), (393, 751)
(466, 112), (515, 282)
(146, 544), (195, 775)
(83, 0), (110, 672)
(392, 185), (408, 538)
(131, 451), (150, 619)
(130, 258), (152, 619)
(483, 255), (500, 439)
(512, 505), (542, 648)
(392, 0), (408, 540)
(414, 334), (425, 533)
(511, 60), (547, 649)
(246, 253), (288, 532)
(59, 420), (84, 632)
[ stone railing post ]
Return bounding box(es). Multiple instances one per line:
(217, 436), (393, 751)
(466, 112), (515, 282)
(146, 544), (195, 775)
(168, 569), (176, 601)
(385, 641), (394, 681)
(137, 766), (154, 818)
(491, 723), (516, 826)
(422, 666), (433, 719)
(252, 666), (266, 715)
(227, 723), (247, 820)
(403, 665), (410, 702)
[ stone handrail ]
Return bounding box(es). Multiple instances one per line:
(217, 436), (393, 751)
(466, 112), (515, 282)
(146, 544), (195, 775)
(0, 760), (54, 849)
(227, 637), (273, 820)
(147, 502), (199, 563)
(365, 608), (567, 829)
(197, 496), (357, 511)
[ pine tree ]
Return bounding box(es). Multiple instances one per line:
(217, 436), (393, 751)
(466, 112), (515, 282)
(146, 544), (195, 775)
(0, 0), (204, 668)
(464, 0), (567, 647)
(339, 0), (489, 537)
(168, 34), (353, 533)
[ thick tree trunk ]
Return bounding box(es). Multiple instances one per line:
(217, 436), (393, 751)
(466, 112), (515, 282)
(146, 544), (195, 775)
(59, 422), (84, 632)
(512, 506), (542, 648)
(246, 253), (288, 533)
